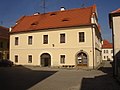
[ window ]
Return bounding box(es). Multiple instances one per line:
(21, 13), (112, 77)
(111, 50), (113, 53)
(60, 33), (65, 43)
(28, 55), (32, 63)
(15, 55), (18, 63)
(104, 56), (106, 59)
(79, 32), (85, 42)
(104, 50), (106, 53)
(0, 42), (3, 48)
(15, 37), (19, 45)
(28, 36), (32, 45)
(60, 55), (65, 64)
(43, 35), (48, 44)
(106, 50), (108, 53)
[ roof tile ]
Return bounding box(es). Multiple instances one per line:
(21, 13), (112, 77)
(11, 5), (96, 33)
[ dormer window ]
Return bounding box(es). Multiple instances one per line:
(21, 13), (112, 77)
(62, 18), (69, 22)
(31, 22), (38, 26)
(50, 13), (56, 16)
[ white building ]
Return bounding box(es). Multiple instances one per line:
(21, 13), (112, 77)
(102, 40), (113, 61)
(9, 5), (102, 69)
(109, 8), (120, 77)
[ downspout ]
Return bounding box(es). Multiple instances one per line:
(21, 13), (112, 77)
(92, 25), (95, 69)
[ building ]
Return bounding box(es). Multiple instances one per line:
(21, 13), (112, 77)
(10, 5), (102, 69)
(109, 8), (120, 77)
(0, 26), (9, 60)
(102, 40), (113, 61)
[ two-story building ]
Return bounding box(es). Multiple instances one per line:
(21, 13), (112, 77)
(0, 26), (9, 60)
(109, 8), (120, 77)
(10, 5), (102, 69)
(102, 40), (113, 61)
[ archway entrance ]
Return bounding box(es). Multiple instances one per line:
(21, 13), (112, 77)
(77, 52), (88, 66)
(40, 53), (51, 67)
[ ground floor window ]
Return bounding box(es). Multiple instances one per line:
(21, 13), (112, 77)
(60, 55), (65, 64)
(15, 55), (18, 63)
(28, 55), (32, 63)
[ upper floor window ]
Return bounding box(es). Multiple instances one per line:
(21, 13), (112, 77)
(28, 36), (32, 45)
(104, 50), (106, 53)
(60, 55), (65, 64)
(43, 35), (48, 44)
(60, 33), (65, 43)
(111, 50), (113, 53)
(15, 37), (19, 45)
(79, 32), (85, 42)
(28, 55), (32, 63)
(106, 50), (108, 53)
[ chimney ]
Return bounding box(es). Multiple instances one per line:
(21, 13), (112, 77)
(9, 27), (12, 32)
(61, 7), (65, 11)
(34, 12), (40, 15)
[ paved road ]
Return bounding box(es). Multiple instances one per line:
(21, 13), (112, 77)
(0, 61), (120, 90)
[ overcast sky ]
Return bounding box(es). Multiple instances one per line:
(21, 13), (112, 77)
(0, 0), (119, 42)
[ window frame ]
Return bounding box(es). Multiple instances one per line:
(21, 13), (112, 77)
(28, 55), (32, 63)
(60, 55), (65, 64)
(79, 32), (85, 42)
(28, 36), (33, 45)
(43, 35), (48, 44)
(60, 33), (65, 43)
(15, 37), (19, 45)
(15, 55), (18, 63)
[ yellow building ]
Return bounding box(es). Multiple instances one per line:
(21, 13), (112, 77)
(0, 26), (9, 60)
(10, 5), (102, 69)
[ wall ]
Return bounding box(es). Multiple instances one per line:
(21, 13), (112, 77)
(10, 26), (96, 68)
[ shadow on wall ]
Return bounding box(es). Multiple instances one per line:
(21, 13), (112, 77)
(80, 61), (120, 90)
(0, 66), (57, 90)
(115, 51), (120, 77)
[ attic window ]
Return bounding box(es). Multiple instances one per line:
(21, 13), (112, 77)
(62, 18), (69, 22)
(50, 13), (56, 16)
(31, 22), (38, 26)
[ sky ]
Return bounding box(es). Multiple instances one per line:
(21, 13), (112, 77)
(0, 0), (119, 42)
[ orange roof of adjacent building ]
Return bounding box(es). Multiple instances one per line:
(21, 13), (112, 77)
(102, 40), (113, 49)
(111, 8), (120, 13)
(0, 26), (9, 39)
(11, 5), (97, 33)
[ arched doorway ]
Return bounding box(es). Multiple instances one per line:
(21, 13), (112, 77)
(40, 53), (51, 67)
(77, 52), (88, 66)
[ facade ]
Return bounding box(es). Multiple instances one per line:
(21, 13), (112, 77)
(0, 26), (9, 60)
(109, 9), (120, 77)
(102, 40), (113, 61)
(10, 5), (102, 69)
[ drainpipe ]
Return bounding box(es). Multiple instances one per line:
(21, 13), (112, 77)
(92, 25), (95, 69)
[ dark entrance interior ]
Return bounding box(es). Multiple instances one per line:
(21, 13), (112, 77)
(77, 52), (88, 66)
(41, 53), (51, 67)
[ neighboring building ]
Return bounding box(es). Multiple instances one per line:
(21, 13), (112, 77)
(10, 5), (102, 69)
(102, 40), (113, 61)
(109, 9), (120, 77)
(0, 26), (9, 59)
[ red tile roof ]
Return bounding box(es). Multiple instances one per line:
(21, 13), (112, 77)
(102, 40), (112, 49)
(111, 8), (120, 13)
(0, 26), (9, 39)
(11, 5), (97, 33)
